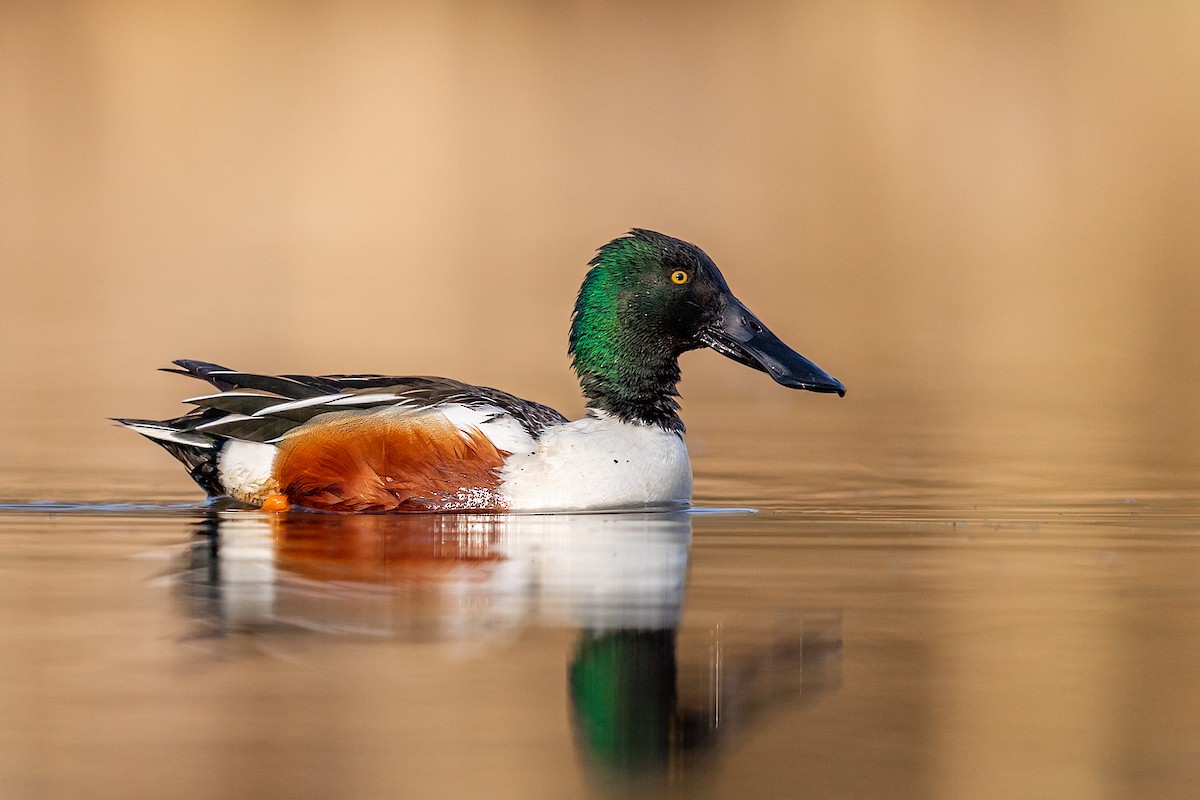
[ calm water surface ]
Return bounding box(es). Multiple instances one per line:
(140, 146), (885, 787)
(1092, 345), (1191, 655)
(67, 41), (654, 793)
(2, 395), (1199, 800)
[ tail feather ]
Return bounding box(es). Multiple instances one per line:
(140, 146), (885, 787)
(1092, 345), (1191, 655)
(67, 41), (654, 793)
(113, 418), (215, 448)
(114, 417), (226, 496)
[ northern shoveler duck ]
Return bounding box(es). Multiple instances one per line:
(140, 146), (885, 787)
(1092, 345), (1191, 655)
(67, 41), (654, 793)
(118, 230), (844, 513)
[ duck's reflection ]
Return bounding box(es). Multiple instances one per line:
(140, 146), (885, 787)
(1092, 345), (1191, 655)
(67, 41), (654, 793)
(177, 510), (841, 785)
(182, 510), (691, 636)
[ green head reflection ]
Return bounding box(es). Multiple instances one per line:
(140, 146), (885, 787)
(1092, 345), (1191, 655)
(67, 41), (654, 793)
(570, 629), (679, 772)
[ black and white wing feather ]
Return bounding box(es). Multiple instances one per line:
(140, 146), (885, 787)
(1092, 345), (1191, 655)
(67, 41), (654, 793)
(136, 359), (569, 445)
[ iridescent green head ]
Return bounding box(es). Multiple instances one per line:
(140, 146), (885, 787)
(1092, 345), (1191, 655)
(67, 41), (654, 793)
(569, 229), (844, 431)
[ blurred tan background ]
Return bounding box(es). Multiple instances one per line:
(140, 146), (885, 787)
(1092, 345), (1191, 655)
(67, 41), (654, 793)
(1, 1), (1198, 497)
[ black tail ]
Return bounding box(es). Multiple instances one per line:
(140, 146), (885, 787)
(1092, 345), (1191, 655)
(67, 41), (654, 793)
(114, 416), (226, 496)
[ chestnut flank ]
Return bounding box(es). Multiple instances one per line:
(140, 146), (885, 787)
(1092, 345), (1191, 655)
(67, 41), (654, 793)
(273, 412), (509, 512)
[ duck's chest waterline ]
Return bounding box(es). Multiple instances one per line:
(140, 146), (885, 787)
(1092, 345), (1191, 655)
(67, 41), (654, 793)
(498, 415), (692, 512)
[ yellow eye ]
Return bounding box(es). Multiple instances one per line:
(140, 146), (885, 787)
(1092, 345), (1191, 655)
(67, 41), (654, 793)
(670, 270), (690, 285)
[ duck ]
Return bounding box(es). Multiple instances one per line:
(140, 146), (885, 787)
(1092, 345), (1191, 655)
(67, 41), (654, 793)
(117, 229), (844, 513)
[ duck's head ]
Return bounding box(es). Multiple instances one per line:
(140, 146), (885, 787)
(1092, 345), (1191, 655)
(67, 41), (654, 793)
(570, 229), (844, 430)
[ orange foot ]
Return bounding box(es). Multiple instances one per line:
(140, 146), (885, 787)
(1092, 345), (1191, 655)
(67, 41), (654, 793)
(260, 493), (291, 513)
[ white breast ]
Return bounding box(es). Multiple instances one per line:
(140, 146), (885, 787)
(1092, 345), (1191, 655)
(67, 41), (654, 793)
(498, 412), (692, 512)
